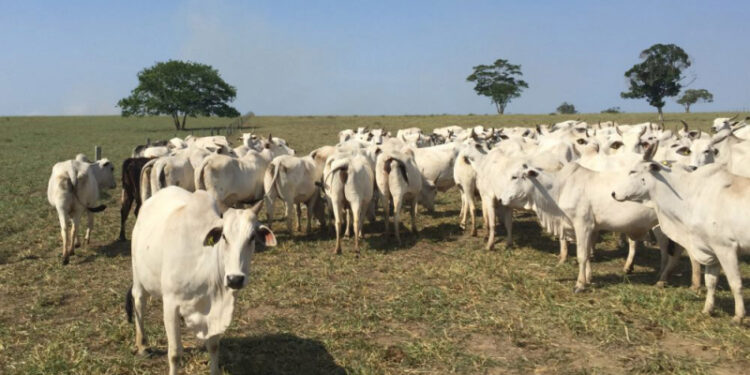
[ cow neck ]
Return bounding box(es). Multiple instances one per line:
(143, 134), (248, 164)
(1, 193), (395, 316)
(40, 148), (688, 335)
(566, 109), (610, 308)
(529, 168), (571, 239)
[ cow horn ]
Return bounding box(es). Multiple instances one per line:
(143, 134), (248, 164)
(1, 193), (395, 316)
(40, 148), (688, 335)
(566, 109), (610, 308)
(535, 124), (542, 134)
(638, 126), (647, 137)
(643, 143), (657, 161)
(615, 125), (622, 136)
(680, 120), (688, 133)
(268, 133), (273, 141)
(728, 114), (739, 122)
(250, 199), (264, 215)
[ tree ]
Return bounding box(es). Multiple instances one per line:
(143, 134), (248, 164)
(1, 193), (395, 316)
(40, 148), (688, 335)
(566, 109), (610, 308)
(467, 59), (528, 114)
(601, 106), (622, 114)
(118, 60), (240, 130)
(556, 102), (577, 114)
(676, 89), (713, 113)
(620, 43), (691, 121)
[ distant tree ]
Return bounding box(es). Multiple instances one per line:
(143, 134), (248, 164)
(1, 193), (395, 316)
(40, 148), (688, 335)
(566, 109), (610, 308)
(601, 106), (622, 114)
(556, 102), (577, 114)
(117, 60), (240, 130)
(620, 43), (691, 121)
(467, 59), (528, 115)
(676, 89), (713, 113)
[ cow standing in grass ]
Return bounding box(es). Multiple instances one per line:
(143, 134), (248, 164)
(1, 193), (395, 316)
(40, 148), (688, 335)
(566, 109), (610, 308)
(47, 157), (115, 264)
(126, 187), (276, 375)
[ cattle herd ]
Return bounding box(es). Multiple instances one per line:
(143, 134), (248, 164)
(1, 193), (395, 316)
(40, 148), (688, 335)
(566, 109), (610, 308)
(46, 115), (749, 374)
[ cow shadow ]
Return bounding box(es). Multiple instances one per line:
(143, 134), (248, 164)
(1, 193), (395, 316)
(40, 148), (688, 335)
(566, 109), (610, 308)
(219, 333), (347, 375)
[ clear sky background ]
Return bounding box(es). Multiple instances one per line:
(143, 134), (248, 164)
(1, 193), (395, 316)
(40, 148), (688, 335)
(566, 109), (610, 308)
(1, 0), (748, 116)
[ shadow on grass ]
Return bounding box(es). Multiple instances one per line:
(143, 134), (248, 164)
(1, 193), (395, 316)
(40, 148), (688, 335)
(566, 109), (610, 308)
(95, 240), (131, 258)
(219, 333), (347, 375)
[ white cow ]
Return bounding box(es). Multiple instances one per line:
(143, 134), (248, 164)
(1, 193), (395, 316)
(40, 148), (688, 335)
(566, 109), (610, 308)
(375, 149), (427, 245)
(612, 146), (749, 323)
(195, 149), (275, 211)
(263, 149), (328, 234)
(127, 187), (276, 375)
(47, 158), (116, 264)
(322, 153), (374, 254)
(498, 161), (662, 293)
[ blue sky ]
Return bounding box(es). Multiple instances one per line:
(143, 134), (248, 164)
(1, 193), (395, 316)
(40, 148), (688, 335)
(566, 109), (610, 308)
(1, 0), (748, 116)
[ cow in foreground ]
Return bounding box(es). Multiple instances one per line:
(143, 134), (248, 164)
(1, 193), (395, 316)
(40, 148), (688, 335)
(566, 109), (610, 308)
(47, 158), (116, 264)
(126, 187), (276, 375)
(612, 145), (748, 323)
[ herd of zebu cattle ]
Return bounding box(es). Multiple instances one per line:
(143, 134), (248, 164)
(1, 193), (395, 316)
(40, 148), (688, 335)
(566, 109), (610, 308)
(46, 116), (750, 374)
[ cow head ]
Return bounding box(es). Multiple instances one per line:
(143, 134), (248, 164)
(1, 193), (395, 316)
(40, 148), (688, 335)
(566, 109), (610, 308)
(498, 163), (540, 209)
(611, 144), (661, 204)
(205, 201), (276, 290)
(93, 159), (116, 189)
(419, 176), (439, 212)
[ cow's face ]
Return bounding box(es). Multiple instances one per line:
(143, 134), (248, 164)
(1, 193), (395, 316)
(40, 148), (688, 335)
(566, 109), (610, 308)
(611, 161), (662, 203)
(209, 206), (276, 290)
(95, 159), (116, 189)
(499, 164), (538, 208)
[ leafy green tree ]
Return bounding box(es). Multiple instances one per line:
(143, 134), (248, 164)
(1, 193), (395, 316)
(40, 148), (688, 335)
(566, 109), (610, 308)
(118, 60), (240, 130)
(467, 59), (528, 114)
(676, 89), (713, 113)
(620, 43), (691, 121)
(556, 102), (577, 114)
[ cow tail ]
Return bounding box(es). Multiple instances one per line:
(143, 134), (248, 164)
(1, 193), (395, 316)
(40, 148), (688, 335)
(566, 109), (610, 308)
(158, 164), (167, 189)
(385, 158), (408, 184)
(125, 285), (134, 323)
(667, 239), (676, 256)
(273, 164), (287, 201)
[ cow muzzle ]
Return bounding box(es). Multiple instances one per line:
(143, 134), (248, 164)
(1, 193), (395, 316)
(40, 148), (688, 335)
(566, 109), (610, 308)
(226, 275), (245, 290)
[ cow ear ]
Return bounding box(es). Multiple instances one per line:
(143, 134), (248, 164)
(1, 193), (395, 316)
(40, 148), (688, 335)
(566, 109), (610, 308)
(649, 162), (661, 172)
(203, 227), (223, 247)
(713, 148), (719, 156)
(255, 225), (277, 247)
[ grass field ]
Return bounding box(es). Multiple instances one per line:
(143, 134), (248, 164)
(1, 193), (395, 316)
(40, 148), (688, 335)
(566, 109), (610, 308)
(1, 113), (749, 374)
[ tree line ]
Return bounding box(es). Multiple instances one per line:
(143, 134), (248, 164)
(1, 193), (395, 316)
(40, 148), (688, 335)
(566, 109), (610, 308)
(117, 43), (715, 129)
(467, 43), (714, 119)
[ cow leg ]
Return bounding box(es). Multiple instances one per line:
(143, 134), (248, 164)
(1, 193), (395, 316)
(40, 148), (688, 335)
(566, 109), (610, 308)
(352, 202), (363, 255)
(574, 225), (593, 293)
(70, 213), (81, 256)
(392, 194), (403, 246)
(206, 335), (221, 375)
(56, 208), (70, 265)
(715, 248), (745, 324)
(499, 205), (512, 248)
(410, 197), (418, 235)
(296, 203), (303, 232)
(690, 257), (702, 292)
(131, 284), (148, 355)
(656, 241), (682, 288)
(284, 200), (294, 234)
(558, 238), (569, 265)
(344, 209), (352, 237)
(84, 211), (94, 246)
(382, 193), (391, 237)
(485, 198), (496, 251)
(702, 262), (720, 316)
(623, 237), (637, 274)
(468, 190), (477, 237)
(333, 203), (342, 255)
(458, 185), (467, 230)
(163, 300), (182, 375)
(480, 194), (489, 239)
(119, 189), (132, 241)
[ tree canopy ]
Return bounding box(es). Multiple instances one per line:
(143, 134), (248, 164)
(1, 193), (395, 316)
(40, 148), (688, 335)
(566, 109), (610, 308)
(556, 102), (577, 114)
(620, 43), (691, 121)
(676, 89), (713, 113)
(467, 59), (528, 115)
(117, 60), (240, 130)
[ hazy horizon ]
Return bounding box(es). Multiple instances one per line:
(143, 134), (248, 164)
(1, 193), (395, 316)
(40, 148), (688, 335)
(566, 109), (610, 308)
(2, 0), (749, 116)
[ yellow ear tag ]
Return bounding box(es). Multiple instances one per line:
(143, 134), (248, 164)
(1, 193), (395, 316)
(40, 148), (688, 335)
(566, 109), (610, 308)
(661, 160), (672, 167)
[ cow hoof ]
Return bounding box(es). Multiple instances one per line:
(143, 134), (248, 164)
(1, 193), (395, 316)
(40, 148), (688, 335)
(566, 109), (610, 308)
(701, 308), (713, 316)
(731, 316), (744, 325)
(690, 285), (701, 293)
(623, 267), (634, 274)
(654, 281), (666, 288)
(61, 257), (69, 266)
(573, 286), (586, 294)
(117, 236), (127, 242)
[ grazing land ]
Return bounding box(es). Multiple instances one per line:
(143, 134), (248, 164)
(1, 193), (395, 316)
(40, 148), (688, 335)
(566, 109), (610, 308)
(1, 113), (749, 374)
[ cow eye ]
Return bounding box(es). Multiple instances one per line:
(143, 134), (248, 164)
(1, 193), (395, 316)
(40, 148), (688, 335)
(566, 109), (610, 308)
(511, 176), (518, 180)
(628, 170), (636, 175)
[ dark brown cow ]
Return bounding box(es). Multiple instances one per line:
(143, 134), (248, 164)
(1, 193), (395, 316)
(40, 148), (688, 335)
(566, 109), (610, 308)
(119, 157), (153, 241)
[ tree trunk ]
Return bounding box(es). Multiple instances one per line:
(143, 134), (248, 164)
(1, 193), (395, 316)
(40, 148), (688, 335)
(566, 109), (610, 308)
(495, 102), (505, 115)
(685, 104), (690, 113)
(171, 114), (181, 130)
(180, 113), (188, 130)
(657, 107), (664, 122)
